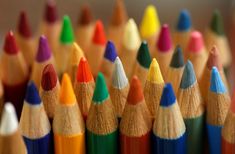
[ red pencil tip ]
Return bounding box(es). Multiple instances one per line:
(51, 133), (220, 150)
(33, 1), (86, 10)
(76, 57), (94, 82)
(44, 0), (58, 23)
(78, 4), (92, 25)
(92, 20), (106, 45)
(41, 64), (58, 91)
(157, 24), (172, 52)
(188, 31), (204, 53)
(3, 31), (19, 54)
(127, 75), (144, 105)
(17, 11), (32, 38)
(207, 45), (222, 70)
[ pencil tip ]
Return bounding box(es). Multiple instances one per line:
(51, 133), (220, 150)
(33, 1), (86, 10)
(3, 31), (19, 54)
(44, 0), (58, 23)
(160, 83), (176, 107)
(92, 72), (109, 103)
(188, 30), (204, 52)
(210, 10), (224, 35)
(0, 103), (18, 135)
(25, 81), (41, 105)
(170, 45), (184, 68)
(60, 73), (76, 105)
(176, 9), (191, 31)
(79, 4), (93, 25)
(140, 5), (160, 39)
(112, 57), (128, 88)
(210, 66), (226, 93)
(127, 75), (144, 105)
(110, 0), (127, 26)
(104, 41), (118, 62)
(92, 20), (106, 45)
(36, 35), (52, 62)
(76, 57), (94, 82)
(137, 41), (151, 68)
(60, 15), (74, 44)
(157, 24), (172, 52)
(41, 64), (57, 90)
(147, 58), (164, 84)
(207, 45), (222, 70)
(70, 43), (84, 64)
(18, 11), (32, 38)
(180, 60), (196, 89)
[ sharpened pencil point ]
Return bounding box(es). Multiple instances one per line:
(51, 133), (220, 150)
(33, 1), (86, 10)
(44, 0), (58, 23)
(210, 10), (224, 35)
(104, 41), (117, 62)
(18, 11), (32, 38)
(92, 20), (106, 45)
(137, 41), (151, 68)
(110, 0), (127, 26)
(188, 31), (204, 53)
(207, 46), (222, 70)
(160, 83), (176, 107)
(79, 4), (92, 25)
(170, 45), (184, 68)
(25, 81), (41, 105)
(3, 31), (19, 54)
(180, 60), (196, 89)
(36, 36), (52, 62)
(147, 58), (164, 84)
(60, 15), (74, 44)
(76, 57), (94, 82)
(210, 66), (226, 93)
(177, 9), (191, 31)
(41, 64), (57, 90)
(157, 24), (172, 52)
(127, 76), (144, 105)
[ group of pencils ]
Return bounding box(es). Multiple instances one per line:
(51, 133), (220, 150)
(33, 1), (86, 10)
(0, 0), (235, 154)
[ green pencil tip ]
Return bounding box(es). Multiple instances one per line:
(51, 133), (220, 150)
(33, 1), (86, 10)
(92, 72), (109, 103)
(137, 41), (151, 68)
(210, 10), (224, 36)
(60, 15), (74, 44)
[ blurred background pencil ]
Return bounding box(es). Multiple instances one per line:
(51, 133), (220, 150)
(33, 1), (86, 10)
(178, 60), (205, 154)
(0, 103), (27, 154)
(144, 58), (164, 118)
(86, 73), (118, 154)
(206, 67), (230, 154)
(74, 58), (94, 120)
(110, 57), (129, 120)
(53, 74), (85, 154)
(0, 31), (29, 119)
(166, 45), (185, 95)
(19, 82), (52, 154)
(153, 83), (186, 154)
(120, 76), (152, 154)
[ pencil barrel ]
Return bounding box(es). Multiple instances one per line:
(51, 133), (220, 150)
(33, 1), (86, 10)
(222, 137), (235, 154)
(206, 124), (222, 154)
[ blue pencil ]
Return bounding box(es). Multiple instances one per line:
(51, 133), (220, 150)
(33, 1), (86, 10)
(206, 67), (230, 154)
(19, 81), (52, 154)
(153, 83), (186, 154)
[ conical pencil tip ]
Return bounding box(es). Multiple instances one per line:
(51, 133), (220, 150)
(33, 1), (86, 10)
(41, 64), (57, 90)
(180, 60), (196, 89)
(157, 24), (172, 52)
(92, 20), (106, 45)
(18, 11), (32, 38)
(79, 4), (93, 25)
(36, 35), (52, 62)
(187, 31), (204, 53)
(176, 9), (191, 31)
(137, 41), (151, 68)
(104, 41), (118, 62)
(210, 66), (226, 93)
(25, 81), (41, 105)
(160, 83), (176, 107)
(207, 45), (222, 70)
(60, 15), (74, 44)
(110, 0), (127, 26)
(210, 10), (224, 35)
(147, 58), (164, 83)
(170, 45), (184, 68)
(3, 31), (19, 54)
(44, 0), (58, 23)
(76, 57), (94, 82)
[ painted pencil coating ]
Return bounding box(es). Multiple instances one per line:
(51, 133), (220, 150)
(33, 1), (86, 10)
(207, 125), (222, 154)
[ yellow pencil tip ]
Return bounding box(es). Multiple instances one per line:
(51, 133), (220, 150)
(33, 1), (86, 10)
(60, 73), (77, 105)
(147, 58), (164, 83)
(71, 42), (84, 65)
(140, 5), (160, 39)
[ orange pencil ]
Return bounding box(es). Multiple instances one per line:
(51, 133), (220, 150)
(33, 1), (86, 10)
(75, 4), (94, 53)
(53, 74), (85, 154)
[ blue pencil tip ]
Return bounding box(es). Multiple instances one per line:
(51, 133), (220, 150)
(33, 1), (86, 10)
(210, 67), (226, 93)
(180, 60), (196, 89)
(160, 83), (176, 107)
(177, 9), (191, 31)
(25, 81), (41, 105)
(104, 41), (117, 62)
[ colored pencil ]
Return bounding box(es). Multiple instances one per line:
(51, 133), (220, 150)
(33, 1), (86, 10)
(74, 57), (94, 120)
(206, 67), (230, 154)
(86, 20), (107, 77)
(100, 41), (118, 86)
(139, 5), (160, 54)
(120, 75), (152, 154)
(110, 57), (129, 119)
(166, 45), (184, 94)
(53, 73), (85, 154)
(153, 24), (174, 79)
(40, 63), (60, 121)
(120, 18), (141, 78)
(86, 72), (118, 154)
(19, 82), (52, 154)
(75, 4), (94, 53)
(0, 103), (27, 154)
(31, 35), (55, 88)
(55, 15), (74, 76)
(199, 46), (228, 103)
(15, 11), (36, 67)
(107, 0), (128, 51)
(144, 58), (164, 118)
(173, 9), (192, 54)
(66, 42), (84, 84)
(0, 82), (4, 120)
(132, 41), (151, 86)
(178, 60), (205, 154)
(40, 0), (61, 55)
(205, 10), (232, 67)
(0, 31), (29, 118)
(221, 93), (235, 154)
(186, 30), (208, 80)
(153, 83), (186, 154)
